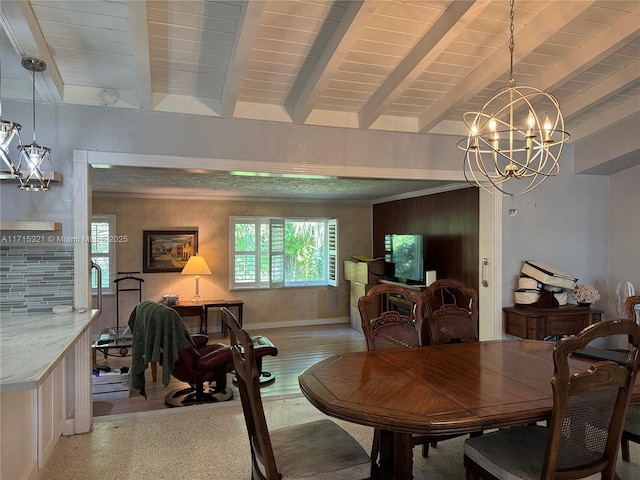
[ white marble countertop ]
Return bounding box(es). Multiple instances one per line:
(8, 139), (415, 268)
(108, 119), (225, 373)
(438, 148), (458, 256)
(0, 309), (99, 392)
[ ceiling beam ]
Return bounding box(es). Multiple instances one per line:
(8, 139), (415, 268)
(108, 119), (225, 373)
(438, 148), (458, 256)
(359, 0), (491, 130)
(0, 0), (63, 103)
(535, 4), (640, 93)
(493, 5), (640, 134)
(292, 0), (377, 125)
(563, 60), (640, 119)
(569, 96), (640, 143)
(221, 0), (265, 118)
(128, 0), (153, 110)
(417, 0), (595, 133)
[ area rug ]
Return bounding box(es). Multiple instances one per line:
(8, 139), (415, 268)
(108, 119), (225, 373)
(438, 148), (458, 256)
(41, 394), (640, 480)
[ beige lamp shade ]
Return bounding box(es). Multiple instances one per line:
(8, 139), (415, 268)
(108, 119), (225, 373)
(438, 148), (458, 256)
(181, 254), (211, 275)
(181, 254), (211, 301)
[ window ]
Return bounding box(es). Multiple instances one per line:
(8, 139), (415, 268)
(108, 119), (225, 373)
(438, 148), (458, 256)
(230, 217), (337, 289)
(91, 214), (116, 294)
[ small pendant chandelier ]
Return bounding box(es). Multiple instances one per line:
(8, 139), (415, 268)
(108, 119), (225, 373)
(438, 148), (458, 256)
(17, 57), (53, 192)
(457, 0), (569, 209)
(0, 117), (23, 179)
(0, 72), (23, 179)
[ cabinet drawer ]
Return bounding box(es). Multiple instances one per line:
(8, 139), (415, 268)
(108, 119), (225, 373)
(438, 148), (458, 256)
(503, 306), (603, 340)
(505, 318), (529, 339)
(545, 319), (586, 336)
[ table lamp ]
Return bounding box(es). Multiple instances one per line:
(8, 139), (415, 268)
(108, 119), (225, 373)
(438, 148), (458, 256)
(181, 253), (211, 302)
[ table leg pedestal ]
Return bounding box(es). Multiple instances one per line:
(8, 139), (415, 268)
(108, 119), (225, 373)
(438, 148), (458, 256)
(394, 432), (413, 480)
(376, 430), (413, 480)
(377, 429), (394, 480)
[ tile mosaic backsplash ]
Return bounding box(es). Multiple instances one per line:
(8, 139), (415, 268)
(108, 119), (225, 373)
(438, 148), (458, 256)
(0, 245), (74, 313)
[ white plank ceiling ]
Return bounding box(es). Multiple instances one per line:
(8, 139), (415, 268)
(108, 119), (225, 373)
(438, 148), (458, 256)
(1, 0), (639, 200)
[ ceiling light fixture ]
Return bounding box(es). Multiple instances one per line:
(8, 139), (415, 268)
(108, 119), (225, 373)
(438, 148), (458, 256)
(457, 0), (569, 211)
(17, 57), (53, 192)
(0, 116), (22, 180)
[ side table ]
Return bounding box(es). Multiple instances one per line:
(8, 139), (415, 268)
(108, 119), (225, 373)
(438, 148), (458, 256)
(167, 301), (207, 334)
(503, 304), (603, 340)
(92, 336), (133, 364)
(167, 299), (243, 336)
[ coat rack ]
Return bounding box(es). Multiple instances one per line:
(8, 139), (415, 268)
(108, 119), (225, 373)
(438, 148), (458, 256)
(114, 271), (144, 336)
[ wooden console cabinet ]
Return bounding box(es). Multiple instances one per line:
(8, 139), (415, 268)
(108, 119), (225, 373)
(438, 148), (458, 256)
(503, 305), (603, 340)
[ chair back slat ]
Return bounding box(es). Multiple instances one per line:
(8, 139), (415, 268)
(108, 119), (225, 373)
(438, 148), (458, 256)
(543, 318), (640, 478)
(221, 307), (279, 480)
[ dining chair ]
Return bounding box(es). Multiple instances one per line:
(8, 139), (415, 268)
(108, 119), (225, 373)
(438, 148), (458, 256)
(621, 295), (640, 461)
(358, 283), (462, 460)
(358, 283), (424, 350)
(463, 318), (640, 480)
(421, 279), (478, 345)
(220, 307), (372, 480)
(626, 295), (640, 324)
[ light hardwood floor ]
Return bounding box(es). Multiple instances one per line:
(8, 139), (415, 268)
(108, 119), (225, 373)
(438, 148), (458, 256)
(92, 323), (367, 417)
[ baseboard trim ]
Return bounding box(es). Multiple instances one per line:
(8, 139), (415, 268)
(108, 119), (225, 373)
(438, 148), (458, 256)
(243, 317), (351, 331)
(186, 317), (354, 337)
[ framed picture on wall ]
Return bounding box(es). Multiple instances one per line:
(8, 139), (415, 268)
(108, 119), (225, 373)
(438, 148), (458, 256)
(142, 229), (198, 273)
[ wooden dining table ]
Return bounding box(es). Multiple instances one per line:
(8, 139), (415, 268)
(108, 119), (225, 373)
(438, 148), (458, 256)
(298, 339), (640, 480)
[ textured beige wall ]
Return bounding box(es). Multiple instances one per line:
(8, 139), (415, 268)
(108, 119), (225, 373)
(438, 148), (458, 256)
(92, 196), (371, 335)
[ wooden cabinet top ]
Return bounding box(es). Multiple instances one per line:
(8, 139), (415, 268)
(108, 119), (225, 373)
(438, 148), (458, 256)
(503, 305), (603, 316)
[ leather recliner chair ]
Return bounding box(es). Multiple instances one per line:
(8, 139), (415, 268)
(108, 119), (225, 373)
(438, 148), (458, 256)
(164, 333), (235, 406)
(129, 301), (278, 407)
(129, 301), (235, 406)
(165, 333), (279, 405)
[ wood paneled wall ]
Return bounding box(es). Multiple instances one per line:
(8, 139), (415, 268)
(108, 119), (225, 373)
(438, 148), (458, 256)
(372, 187), (480, 290)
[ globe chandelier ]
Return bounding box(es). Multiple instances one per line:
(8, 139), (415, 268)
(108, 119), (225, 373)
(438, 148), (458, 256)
(457, 0), (569, 214)
(17, 57), (53, 191)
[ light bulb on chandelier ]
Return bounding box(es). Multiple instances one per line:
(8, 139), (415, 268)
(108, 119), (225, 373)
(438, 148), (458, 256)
(457, 0), (569, 214)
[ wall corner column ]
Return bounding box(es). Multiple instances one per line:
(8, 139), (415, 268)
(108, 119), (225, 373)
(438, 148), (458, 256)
(71, 150), (93, 433)
(73, 150), (91, 311)
(478, 190), (503, 340)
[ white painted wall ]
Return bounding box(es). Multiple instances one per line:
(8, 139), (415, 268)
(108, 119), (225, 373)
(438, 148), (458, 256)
(608, 163), (640, 314)
(502, 144), (609, 314)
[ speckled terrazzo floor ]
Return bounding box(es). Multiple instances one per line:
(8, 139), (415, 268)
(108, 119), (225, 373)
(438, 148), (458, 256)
(41, 394), (640, 480)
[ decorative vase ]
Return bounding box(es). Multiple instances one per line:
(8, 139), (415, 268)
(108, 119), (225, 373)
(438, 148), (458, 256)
(578, 302), (591, 307)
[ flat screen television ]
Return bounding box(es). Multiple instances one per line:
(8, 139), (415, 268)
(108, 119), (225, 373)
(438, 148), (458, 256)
(384, 234), (424, 284)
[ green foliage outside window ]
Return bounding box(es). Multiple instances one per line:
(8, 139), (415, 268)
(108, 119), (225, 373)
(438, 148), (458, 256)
(232, 217), (334, 288)
(285, 221), (325, 282)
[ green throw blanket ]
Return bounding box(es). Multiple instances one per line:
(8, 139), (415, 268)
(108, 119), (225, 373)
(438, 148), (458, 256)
(128, 301), (195, 398)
